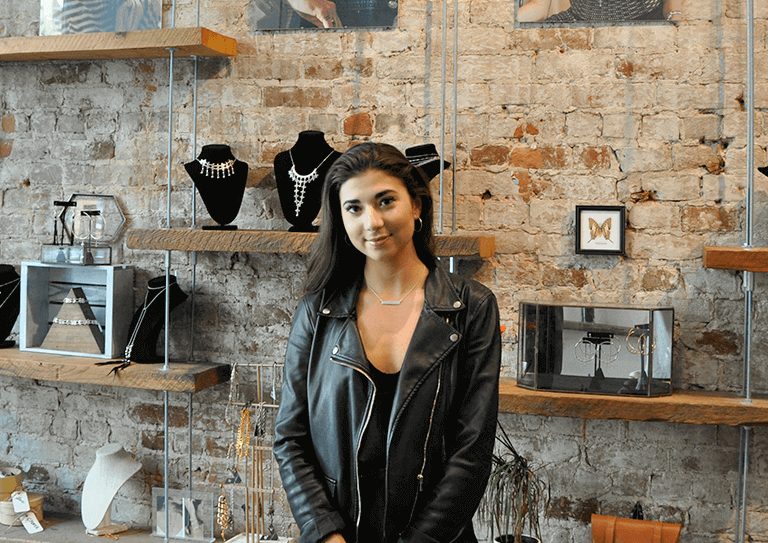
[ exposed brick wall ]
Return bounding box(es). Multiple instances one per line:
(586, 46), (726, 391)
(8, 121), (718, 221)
(1, 0), (768, 541)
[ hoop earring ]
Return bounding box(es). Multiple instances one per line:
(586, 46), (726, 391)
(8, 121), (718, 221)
(344, 233), (352, 246)
(414, 218), (423, 233)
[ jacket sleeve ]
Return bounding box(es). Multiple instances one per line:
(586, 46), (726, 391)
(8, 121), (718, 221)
(273, 295), (347, 543)
(400, 288), (502, 543)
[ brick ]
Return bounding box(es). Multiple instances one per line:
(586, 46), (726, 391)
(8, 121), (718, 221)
(0, 141), (11, 158)
(263, 87), (332, 108)
(509, 146), (542, 169)
(470, 145), (509, 167)
(681, 205), (739, 232)
(342, 112), (373, 136)
(573, 145), (613, 170)
(1, 114), (14, 133)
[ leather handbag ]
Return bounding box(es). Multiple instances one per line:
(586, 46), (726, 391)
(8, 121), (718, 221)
(592, 513), (682, 543)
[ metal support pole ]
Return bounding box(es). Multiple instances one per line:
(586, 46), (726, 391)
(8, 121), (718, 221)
(735, 4), (755, 543)
(438, 0), (448, 235)
(451, 0), (458, 234)
(164, 391), (170, 543)
(189, 393), (194, 492)
(735, 426), (750, 543)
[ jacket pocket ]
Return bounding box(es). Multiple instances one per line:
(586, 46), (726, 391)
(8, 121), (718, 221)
(324, 475), (338, 500)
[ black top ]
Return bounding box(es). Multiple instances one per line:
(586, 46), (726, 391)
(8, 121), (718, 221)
(358, 362), (400, 543)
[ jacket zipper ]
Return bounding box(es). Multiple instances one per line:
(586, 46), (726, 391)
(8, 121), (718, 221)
(406, 360), (443, 525)
(331, 357), (375, 541)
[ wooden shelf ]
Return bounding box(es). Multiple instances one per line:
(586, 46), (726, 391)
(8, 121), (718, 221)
(0, 27), (236, 61)
(499, 378), (768, 426)
(0, 348), (228, 393)
(1, 513), (155, 543)
(703, 246), (768, 273)
(126, 228), (497, 258)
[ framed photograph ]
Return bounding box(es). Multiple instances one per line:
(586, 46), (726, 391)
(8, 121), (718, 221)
(516, 0), (684, 26)
(575, 206), (625, 255)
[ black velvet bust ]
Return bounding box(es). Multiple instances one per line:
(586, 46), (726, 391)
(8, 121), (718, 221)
(185, 144), (249, 230)
(0, 264), (20, 348)
(274, 131), (341, 232)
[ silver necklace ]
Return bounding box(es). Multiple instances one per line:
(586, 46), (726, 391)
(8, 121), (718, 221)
(123, 285), (167, 361)
(366, 276), (423, 306)
(288, 149), (335, 216)
(0, 279), (19, 312)
(197, 158), (236, 178)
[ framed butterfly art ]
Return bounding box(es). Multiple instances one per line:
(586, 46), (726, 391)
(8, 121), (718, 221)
(575, 205), (626, 255)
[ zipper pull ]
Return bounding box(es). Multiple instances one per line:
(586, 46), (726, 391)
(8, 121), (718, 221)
(417, 473), (424, 492)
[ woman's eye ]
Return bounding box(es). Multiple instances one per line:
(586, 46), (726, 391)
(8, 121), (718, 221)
(380, 196), (395, 207)
(344, 205), (360, 214)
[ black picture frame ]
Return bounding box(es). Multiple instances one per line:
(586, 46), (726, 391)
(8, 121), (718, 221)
(575, 205), (626, 255)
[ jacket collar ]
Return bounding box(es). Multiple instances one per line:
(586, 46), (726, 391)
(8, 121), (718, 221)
(319, 261), (465, 317)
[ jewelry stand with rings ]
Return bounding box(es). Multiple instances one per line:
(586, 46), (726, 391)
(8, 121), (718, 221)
(620, 323), (661, 395)
(574, 331), (621, 392)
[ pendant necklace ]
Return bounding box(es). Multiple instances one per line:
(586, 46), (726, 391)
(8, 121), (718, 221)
(197, 158), (236, 178)
(288, 149), (335, 216)
(123, 284), (168, 362)
(366, 275), (423, 306)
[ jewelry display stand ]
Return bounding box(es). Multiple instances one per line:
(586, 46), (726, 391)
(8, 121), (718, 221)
(220, 362), (295, 543)
(0, 265), (21, 348)
(19, 262), (134, 359)
(184, 144), (249, 230)
(274, 131), (341, 232)
(81, 443), (142, 536)
(122, 275), (188, 363)
(40, 287), (104, 355)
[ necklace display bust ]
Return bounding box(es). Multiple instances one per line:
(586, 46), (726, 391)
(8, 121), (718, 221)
(184, 144), (249, 230)
(274, 131), (341, 232)
(81, 443), (142, 536)
(0, 265), (20, 348)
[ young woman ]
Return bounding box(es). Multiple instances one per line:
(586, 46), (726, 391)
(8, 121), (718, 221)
(273, 142), (502, 543)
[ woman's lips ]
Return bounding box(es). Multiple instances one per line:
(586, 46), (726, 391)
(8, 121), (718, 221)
(366, 235), (391, 247)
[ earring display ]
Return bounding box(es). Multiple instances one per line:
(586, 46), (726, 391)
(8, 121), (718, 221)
(518, 301), (674, 397)
(41, 194), (126, 265)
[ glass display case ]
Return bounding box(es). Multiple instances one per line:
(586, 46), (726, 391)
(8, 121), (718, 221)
(41, 194), (125, 265)
(517, 301), (674, 396)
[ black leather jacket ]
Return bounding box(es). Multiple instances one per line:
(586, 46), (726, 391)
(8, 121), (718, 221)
(274, 263), (501, 543)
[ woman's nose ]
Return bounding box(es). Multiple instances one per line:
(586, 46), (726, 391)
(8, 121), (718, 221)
(364, 206), (384, 230)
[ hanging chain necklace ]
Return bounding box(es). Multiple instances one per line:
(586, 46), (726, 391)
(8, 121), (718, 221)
(0, 278), (20, 313)
(288, 149), (335, 216)
(366, 274), (424, 306)
(123, 284), (168, 361)
(197, 158), (236, 179)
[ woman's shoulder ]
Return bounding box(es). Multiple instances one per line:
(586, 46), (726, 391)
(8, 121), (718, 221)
(432, 262), (497, 309)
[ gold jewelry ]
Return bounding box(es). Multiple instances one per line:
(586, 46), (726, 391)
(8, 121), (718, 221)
(626, 328), (655, 356)
(236, 404), (251, 459)
(217, 491), (230, 539)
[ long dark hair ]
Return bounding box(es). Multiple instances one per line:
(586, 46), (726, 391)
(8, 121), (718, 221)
(304, 142), (436, 295)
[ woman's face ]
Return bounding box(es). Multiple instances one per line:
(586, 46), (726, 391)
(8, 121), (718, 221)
(338, 169), (421, 264)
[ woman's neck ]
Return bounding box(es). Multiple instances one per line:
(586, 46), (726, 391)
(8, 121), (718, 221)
(363, 252), (428, 296)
